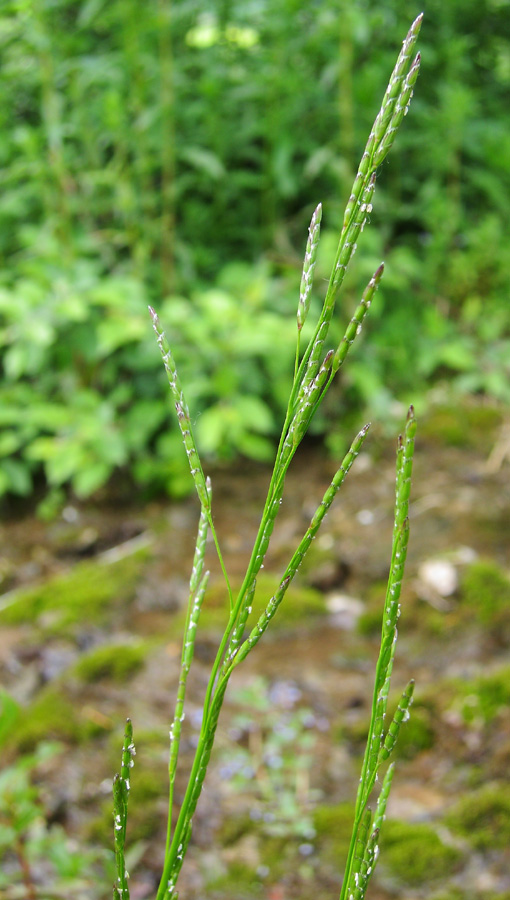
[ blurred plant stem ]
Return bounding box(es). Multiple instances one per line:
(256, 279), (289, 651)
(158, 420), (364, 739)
(32, 0), (72, 251)
(338, 0), (355, 191)
(158, 0), (176, 296)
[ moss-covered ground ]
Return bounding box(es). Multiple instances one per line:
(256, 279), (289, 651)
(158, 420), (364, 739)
(2, 406), (510, 899)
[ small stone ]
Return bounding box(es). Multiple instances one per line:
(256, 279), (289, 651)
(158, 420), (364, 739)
(326, 593), (364, 629)
(62, 506), (79, 524)
(357, 509), (375, 526)
(418, 559), (458, 597)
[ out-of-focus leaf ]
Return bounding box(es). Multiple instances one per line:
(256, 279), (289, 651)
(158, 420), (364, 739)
(0, 458), (32, 496)
(181, 146), (226, 180)
(0, 690), (20, 749)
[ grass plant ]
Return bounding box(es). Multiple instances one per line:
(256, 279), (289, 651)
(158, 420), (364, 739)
(112, 16), (422, 899)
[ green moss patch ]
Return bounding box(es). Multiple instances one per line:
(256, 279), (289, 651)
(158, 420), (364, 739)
(130, 767), (166, 805)
(0, 546), (150, 634)
(446, 783), (510, 851)
(11, 685), (108, 752)
(461, 560), (510, 628)
(258, 833), (301, 881)
(457, 665), (510, 725)
(431, 890), (510, 900)
(379, 820), (464, 885)
(205, 860), (262, 898)
(312, 802), (355, 863)
(72, 641), (147, 684)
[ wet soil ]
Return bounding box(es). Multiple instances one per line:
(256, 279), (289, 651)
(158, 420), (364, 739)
(1, 412), (510, 900)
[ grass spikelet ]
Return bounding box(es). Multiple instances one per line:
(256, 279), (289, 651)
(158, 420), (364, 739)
(373, 52), (421, 167)
(149, 306), (210, 511)
(113, 719), (135, 900)
(395, 405), (416, 537)
(292, 349), (335, 446)
(373, 762), (394, 835)
(349, 806), (372, 898)
(353, 821), (380, 900)
(298, 202), (322, 332)
(379, 680), (415, 763)
(342, 13), (422, 235)
(372, 14), (423, 147)
(332, 263), (385, 374)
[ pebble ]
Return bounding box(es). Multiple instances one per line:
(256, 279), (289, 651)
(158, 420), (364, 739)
(326, 592), (364, 629)
(418, 558), (458, 597)
(356, 508), (375, 526)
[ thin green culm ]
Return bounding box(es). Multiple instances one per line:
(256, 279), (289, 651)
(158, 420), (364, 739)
(113, 14), (422, 900)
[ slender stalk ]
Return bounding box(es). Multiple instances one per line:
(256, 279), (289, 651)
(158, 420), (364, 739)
(149, 307), (234, 610)
(164, 483), (210, 858)
(14, 836), (37, 900)
(339, 409), (416, 900)
(165, 569), (209, 856)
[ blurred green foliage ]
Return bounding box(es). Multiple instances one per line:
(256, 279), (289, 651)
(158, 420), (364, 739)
(0, 741), (113, 894)
(0, 0), (509, 502)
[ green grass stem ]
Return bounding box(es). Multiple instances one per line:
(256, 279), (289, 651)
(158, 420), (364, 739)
(339, 409), (417, 900)
(115, 17), (421, 899)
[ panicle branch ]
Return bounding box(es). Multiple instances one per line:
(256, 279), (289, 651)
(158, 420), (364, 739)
(113, 719), (135, 900)
(149, 306), (210, 511)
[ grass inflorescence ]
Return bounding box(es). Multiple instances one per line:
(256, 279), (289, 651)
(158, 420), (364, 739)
(112, 15), (422, 900)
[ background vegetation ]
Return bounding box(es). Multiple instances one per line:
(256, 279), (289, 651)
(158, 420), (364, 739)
(1, 0), (509, 504)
